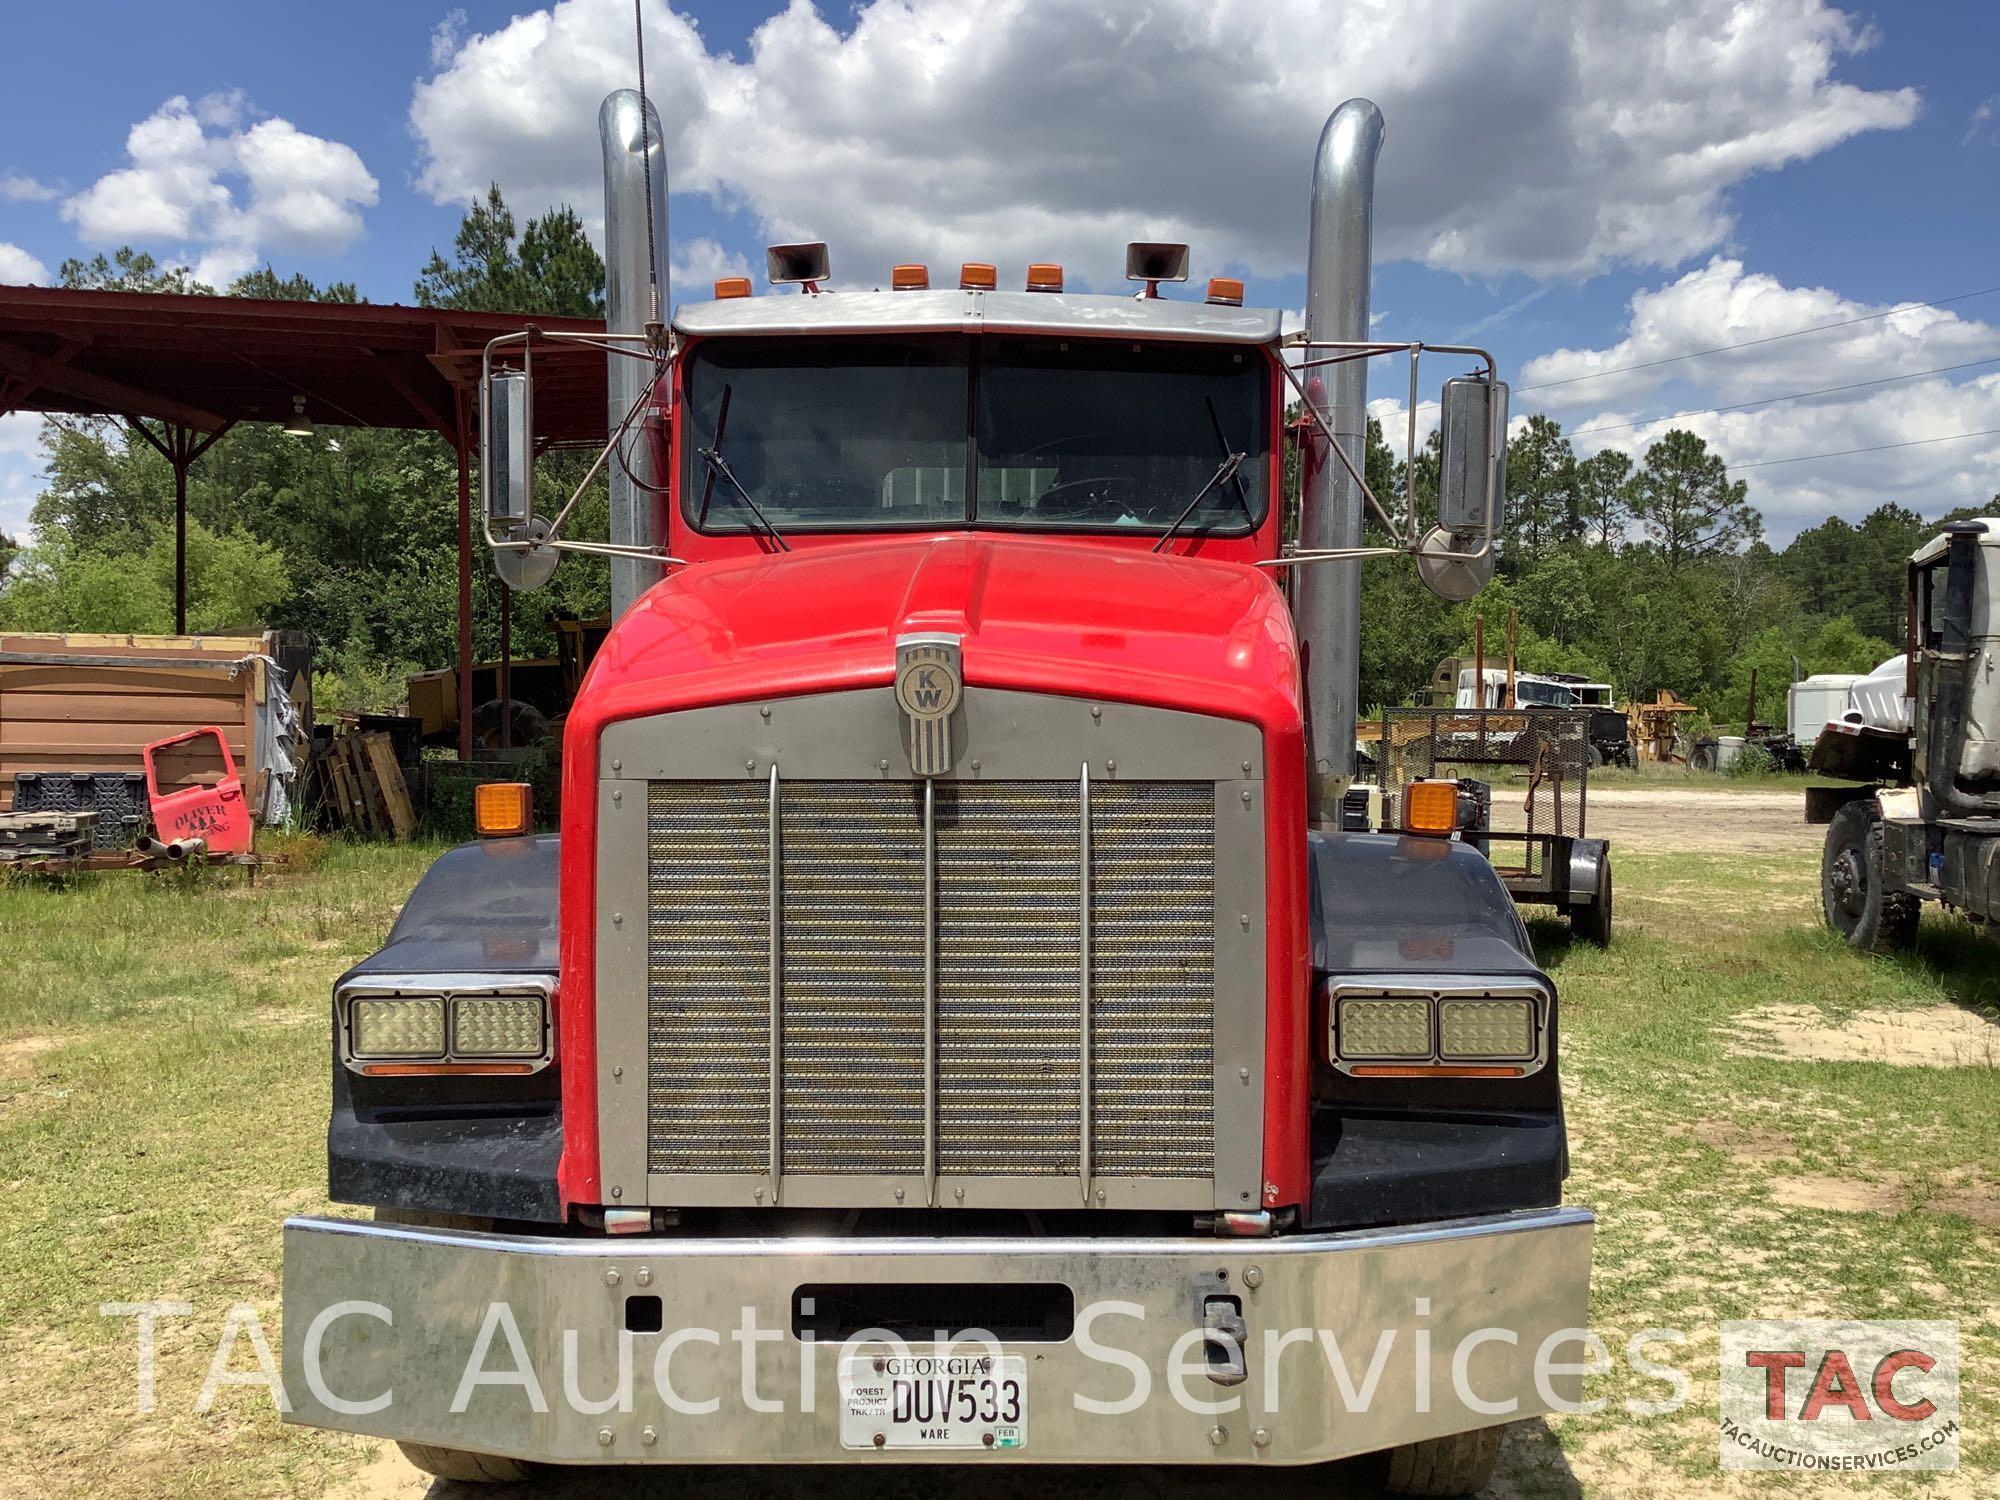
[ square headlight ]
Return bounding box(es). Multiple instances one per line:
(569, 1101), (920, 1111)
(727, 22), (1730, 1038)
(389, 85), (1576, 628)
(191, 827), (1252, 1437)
(350, 996), (447, 1059)
(1438, 997), (1536, 1061)
(1336, 997), (1432, 1060)
(452, 994), (547, 1058)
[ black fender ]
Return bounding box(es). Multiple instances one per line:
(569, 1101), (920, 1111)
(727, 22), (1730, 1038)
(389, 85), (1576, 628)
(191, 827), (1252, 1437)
(329, 836), (565, 1222)
(1304, 831), (1567, 1231)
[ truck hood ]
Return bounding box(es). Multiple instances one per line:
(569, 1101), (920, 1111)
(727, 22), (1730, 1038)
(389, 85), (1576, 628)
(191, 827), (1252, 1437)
(576, 533), (1301, 731)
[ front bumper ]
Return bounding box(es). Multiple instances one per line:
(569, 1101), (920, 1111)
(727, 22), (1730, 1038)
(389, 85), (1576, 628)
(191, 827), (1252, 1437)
(282, 1206), (1593, 1467)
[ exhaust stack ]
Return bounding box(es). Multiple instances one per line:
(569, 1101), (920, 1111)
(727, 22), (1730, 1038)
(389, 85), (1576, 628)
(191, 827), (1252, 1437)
(1298, 98), (1384, 822)
(599, 89), (672, 616)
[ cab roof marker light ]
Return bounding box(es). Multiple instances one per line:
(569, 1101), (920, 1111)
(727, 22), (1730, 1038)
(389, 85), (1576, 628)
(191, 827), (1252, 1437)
(713, 276), (752, 299)
(891, 263), (929, 291)
(1206, 276), (1245, 306)
(1025, 263), (1064, 293)
(960, 262), (998, 290)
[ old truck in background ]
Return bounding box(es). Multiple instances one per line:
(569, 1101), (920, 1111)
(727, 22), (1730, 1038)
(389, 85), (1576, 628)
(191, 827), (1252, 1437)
(1811, 519), (2000, 951)
(279, 83), (1593, 1497)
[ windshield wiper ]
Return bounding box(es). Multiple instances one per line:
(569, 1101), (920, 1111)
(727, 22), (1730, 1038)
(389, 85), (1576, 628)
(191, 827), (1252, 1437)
(1152, 397), (1253, 554)
(695, 384), (790, 552)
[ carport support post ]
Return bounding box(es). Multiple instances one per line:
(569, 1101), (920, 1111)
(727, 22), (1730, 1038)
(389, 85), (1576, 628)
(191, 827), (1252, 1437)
(454, 388), (474, 764)
(127, 419), (233, 636)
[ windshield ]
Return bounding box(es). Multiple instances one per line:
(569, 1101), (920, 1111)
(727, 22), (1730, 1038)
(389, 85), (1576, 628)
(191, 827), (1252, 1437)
(1515, 681), (1576, 707)
(681, 334), (1269, 535)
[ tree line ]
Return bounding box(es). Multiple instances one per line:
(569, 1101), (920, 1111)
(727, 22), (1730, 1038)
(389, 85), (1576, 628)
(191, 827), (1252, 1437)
(0, 187), (1990, 725)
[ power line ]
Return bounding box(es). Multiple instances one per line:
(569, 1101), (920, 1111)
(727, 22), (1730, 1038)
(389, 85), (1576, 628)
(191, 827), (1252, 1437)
(1730, 426), (2000, 471)
(1517, 284), (2000, 394)
(1568, 356), (2000, 438)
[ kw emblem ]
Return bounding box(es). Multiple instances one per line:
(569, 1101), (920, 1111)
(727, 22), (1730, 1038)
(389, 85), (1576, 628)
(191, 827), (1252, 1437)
(895, 635), (963, 777)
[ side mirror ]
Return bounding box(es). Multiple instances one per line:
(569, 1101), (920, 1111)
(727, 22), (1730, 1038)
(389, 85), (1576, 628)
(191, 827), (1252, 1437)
(1437, 375), (1508, 536)
(482, 368), (532, 533)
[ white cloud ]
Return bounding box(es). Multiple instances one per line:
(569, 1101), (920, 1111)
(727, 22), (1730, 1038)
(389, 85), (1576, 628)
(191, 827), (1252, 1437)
(1964, 95), (1998, 148)
(0, 412), (46, 541)
(0, 243), (50, 285)
(410, 0), (1917, 289)
(669, 236), (750, 291)
(1, 174), (59, 203)
(1523, 260), (2000, 539)
(61, 93), (378, 286)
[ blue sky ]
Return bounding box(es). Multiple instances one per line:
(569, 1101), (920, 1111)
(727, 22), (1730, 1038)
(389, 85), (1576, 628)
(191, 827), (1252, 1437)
(2, 0), (1997, 541)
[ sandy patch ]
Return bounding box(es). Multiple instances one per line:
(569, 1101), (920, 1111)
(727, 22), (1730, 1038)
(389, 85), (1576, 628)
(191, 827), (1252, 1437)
(1726, 1004), (2000, 1068)
(0, 1033), (65, 1077)
(1686, 1119), (1797, 1161)
(1769, 1173), (1907, 1215)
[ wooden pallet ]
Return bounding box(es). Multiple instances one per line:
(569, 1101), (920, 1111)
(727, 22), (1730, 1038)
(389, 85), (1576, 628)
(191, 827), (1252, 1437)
(318, 724), (417, 840)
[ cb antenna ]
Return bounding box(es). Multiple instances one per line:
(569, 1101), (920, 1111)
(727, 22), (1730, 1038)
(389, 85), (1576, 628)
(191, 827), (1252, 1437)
(633, 0), (661, 330)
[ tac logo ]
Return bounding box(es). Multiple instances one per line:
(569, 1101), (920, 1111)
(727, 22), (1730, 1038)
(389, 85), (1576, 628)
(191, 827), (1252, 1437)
(894, 634), (962, 777)
(1720, 1320), (1958, 1472)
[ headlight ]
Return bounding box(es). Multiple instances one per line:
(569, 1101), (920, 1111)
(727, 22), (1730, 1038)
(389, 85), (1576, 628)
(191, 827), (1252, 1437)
(1329, 982), (1546, 1077)
(453, 995), (547, 1057)
(339, 976), (553, 1073)
(1438, 997), (1536, 1061)
(350, 996), (446, 1058)
(1335, 997), (1432, 1059)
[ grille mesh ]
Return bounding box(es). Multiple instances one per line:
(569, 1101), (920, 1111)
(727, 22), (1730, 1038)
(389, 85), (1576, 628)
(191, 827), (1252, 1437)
(645, 782), (769, 1173)
(643, 776), (1219, 1195)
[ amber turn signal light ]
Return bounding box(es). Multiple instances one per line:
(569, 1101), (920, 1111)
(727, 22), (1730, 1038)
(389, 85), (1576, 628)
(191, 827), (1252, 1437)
(713, 276), (752, 299)
(1401, 779), (1460, 837)
(892, 263), (929, 290)
(959, 262), (997, 290)
(474, 781), (533, 838)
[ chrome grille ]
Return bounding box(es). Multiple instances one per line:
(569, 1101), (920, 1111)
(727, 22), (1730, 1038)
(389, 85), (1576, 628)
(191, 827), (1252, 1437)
(642, 776), (1219, 1198)
(645, 782), (768, 1173)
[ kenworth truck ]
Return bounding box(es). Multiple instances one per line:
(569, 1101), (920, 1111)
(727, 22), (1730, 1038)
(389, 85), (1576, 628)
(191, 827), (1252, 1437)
(281, 92), (1594, 1495)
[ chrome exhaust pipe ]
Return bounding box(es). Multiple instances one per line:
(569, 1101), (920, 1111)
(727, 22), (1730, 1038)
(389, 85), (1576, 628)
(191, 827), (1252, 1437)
(1298, 98), (1384, 822)
(599, 88), (672, 617)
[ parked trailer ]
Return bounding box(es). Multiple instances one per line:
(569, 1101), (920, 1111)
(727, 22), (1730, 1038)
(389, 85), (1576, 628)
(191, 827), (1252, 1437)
(279, 87), (1591, 1497)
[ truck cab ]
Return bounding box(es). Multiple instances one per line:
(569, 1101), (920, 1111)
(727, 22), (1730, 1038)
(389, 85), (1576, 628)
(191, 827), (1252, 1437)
(1811, 519), (2000, 949)
(281, 98), (1591, 1496)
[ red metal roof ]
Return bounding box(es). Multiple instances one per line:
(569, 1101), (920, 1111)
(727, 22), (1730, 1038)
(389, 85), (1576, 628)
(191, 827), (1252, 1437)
(0, 285), (609, 443)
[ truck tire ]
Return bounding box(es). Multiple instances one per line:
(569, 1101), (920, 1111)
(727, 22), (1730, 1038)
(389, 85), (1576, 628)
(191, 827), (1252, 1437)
(1688, 743), (1718, 773)
(1380, 1423), (1505, 1496)
(394, 1442), (532, 1484)
(1821, 802), (1919, 954)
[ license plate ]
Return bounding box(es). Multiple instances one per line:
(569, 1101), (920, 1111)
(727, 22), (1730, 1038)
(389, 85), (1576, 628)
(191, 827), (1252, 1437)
(839, 1353), (1027, 1450)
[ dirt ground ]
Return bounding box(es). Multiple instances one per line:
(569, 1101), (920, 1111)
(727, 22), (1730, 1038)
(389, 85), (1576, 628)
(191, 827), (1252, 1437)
(1578, 788), (1816, 856)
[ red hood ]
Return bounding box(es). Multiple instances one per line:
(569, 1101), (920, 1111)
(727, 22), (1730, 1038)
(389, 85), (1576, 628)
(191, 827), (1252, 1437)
(575, 533), (1302, 730)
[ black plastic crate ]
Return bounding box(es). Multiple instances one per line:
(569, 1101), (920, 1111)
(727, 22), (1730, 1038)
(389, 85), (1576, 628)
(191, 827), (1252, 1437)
(13, 772), (150, 849)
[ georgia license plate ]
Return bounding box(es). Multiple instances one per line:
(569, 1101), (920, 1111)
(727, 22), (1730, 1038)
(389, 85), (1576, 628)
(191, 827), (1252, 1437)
(838, 1353), (1028, 1450)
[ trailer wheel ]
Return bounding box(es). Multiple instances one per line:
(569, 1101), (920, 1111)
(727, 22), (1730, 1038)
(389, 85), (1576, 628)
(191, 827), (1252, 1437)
(394, 1442), (532, 1484)
(1688, 743), (1718, 773)
(1571, 858), (1613, 946)
(1380, 1423), (1505, 1496)
(1822, 801), (1918, 954)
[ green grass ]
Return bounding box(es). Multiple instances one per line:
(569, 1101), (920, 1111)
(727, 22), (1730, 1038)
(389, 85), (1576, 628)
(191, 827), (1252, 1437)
(0, 838), (1993, 1497)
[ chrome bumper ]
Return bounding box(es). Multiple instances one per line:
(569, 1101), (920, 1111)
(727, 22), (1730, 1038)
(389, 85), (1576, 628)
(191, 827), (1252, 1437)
(281, 1206), (1593, 1467)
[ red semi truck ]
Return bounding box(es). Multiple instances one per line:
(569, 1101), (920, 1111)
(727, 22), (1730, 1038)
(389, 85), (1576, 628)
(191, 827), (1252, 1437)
(281, 92), (1593, 1494)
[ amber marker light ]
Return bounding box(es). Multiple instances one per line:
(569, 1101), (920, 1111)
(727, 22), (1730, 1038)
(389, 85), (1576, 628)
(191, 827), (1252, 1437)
(1347, 1064), (1528, 1079)
(959, 262), (998, 290)
(474, 782), (533, 838)
(892, 263), (929, 290)
(358, 1062), (538, 1077)
(1401, 779), (1460, 837)
(713, 276), (752, 298)
(1025, 263), (1064, 293)
(1205, 276), (1245, 306)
